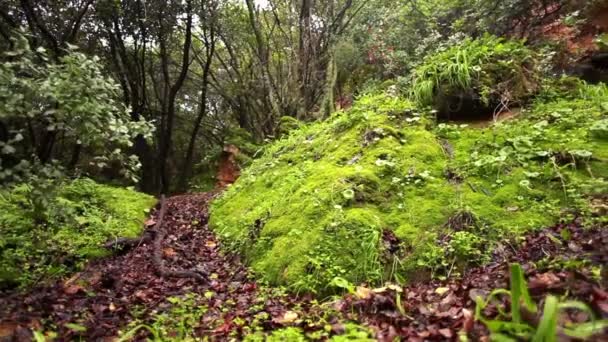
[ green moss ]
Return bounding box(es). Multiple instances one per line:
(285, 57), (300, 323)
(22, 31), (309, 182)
(0, 178), (155, 288)
(244, 323), (375, 341)
(211, 79), (607, 292)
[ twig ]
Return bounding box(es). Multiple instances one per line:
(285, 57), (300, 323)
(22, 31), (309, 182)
(102, 231), (155, 250)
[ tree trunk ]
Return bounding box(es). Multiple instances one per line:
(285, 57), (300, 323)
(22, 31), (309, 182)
(158, 0), (194, 194)
(178, 29), (216, 192)
(245, 0), (282, 127)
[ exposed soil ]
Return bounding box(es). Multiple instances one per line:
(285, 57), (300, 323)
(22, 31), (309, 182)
(0, 193), (606, 341)
(216, 145), (241, 188)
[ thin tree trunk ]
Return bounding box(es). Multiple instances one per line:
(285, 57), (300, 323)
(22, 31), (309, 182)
(158, 0), (194, 194)
(178, 28), (216, 192)
(245, 0), (282, 126)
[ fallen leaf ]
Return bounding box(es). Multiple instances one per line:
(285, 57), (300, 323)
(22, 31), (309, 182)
(568, 241), (582, 253)
(356, 286), (373, 299)
(462, 308), (474, 333)
(528, 272), (560, 289)
(438, 328), (453, 338)
(134, 290), (149, 302)
(163, 247), (176, 257)
(469, 288), (488, 302)
(280, 311), (299, 323)
(64, 285), (83, 295)
(0, 323), (18, 338)
(205, 240), (217, 248)
(63, 273), (82, 287)
(435, 287), (450, 296)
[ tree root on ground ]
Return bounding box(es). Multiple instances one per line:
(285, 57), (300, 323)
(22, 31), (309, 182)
(103, 195), (207, 282)
(152, 195), (208, 282)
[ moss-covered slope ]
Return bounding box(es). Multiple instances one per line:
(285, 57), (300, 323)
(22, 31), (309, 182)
(210, 82), (608, 293)
(0, 178), (155, 288)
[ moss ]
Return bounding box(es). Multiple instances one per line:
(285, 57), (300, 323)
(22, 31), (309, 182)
(244, 324), (375, 341)
(210, 79), (607, 292)
(0, 178), (155, 288)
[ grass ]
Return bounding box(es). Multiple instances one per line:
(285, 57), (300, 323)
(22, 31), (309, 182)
(474, 264), (608, 341)
(411, 35), (539, 109)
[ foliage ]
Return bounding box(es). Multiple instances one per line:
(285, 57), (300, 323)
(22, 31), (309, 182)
(474, 264), (608, 341)
(243, 323), (374, 341)
(0, 178), (155, 289)
(411, 35), (539, 109)
(119, 294), (208, 342)
(210, 75), (607, 292)
(0, 34), (153, 185)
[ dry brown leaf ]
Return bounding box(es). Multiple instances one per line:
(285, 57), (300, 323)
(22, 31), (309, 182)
(356, 286), (373, 299)
(64, 284), (84, 295)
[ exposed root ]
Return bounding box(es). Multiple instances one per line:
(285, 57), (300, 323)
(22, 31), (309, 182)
(102, 231), (155, 251)
(152, 196), (207, 282)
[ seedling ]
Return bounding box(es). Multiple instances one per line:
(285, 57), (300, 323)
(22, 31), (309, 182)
(474, 263), (608, 341)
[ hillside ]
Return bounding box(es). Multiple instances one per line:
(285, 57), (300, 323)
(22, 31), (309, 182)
(211, 79), (608, 293)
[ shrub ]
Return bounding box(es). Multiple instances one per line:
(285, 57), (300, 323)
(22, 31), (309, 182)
(0, 34), (153, 185)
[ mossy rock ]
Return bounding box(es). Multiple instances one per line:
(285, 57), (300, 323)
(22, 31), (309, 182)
(210, 81), (608, 293)
(411, 35), (540, 120)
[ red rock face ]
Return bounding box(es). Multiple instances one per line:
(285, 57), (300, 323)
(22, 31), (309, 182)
(538, 3), (608, 61)
(216, 144), (241, 188)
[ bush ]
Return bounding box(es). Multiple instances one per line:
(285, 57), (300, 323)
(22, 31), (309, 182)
(411, 35), (539, 117)
(0, 178), (155, 289)
(0, 34), (153, 185)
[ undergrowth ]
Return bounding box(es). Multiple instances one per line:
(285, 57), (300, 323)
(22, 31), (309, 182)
(0, 178), (155, 289)
(473, 264), (608, 341)
(411, 35), (539, 114)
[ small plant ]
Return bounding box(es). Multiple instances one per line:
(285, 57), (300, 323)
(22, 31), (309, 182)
(119, 294), (207, 341)
(411, 35), (539, 112)
(448, 231), (488, 264)
(474, 264), (608, 341)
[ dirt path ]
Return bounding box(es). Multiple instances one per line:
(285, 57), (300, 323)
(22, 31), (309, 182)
(1, 193), (607, 341)
(0, 193), (268, 340)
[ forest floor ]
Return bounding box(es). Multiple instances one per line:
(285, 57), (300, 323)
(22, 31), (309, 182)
(1, 193), (607, 341)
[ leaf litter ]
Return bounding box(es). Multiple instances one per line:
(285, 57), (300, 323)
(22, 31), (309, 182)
(0, 193), (606, 341)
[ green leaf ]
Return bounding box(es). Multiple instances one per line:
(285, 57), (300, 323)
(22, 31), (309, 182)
(532, 296), (558, 342)
(509, 263), (537, 324)
(64, 323), (87, 332)
(1, 144), (16, 155)
(563, 320), (608, 339)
